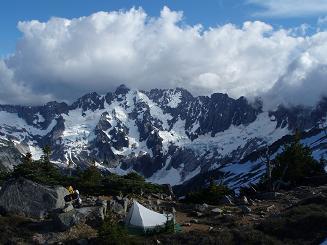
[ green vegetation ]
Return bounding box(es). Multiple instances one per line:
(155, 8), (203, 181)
(98, 212), (133, 245)
(41, 145), (51, 163)
(76, 165), (104, 195)
(102, 172), (164, 196)
(257, 196), (327, 244)
(8, 146), (165, 197)
(156, 196), (327, 244)
(184, 179), (232, 205)
(124, 172), (145, 182)
(255, 132), (326, 191)
(0, 215), (35, 244)
(13, 147), (63, 185)
(0, 169), (9, 186)
(164, 218), (175, 234)
(12, 160), (64, 186)
(272, 133), (324, 187)
(153, 227), (281, 245)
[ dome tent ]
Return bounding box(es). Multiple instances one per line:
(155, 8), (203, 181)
(125, 200), (173, 233)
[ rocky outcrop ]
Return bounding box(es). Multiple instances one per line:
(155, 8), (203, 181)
(0, 178), (69, 219)
(53, 206), (106, 231)
(53, 210), (81, 231)
(109, 196), (129, 214)
(0, 139), (24, 171)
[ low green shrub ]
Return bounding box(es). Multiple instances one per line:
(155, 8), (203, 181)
(11, 156), (165, 198)
(102, 173), (165, 196)
(258, 203), (327, 244)
(98, 213), (132, 245)
(12, 160), (64, 186)
(184, 180), (232, 205)
(0, 169), (9, 185)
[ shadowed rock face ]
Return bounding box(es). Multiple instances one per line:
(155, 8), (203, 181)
(0, 139), (25, 171)
(0, 178), (69, 219)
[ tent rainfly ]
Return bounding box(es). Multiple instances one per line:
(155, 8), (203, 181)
(125, 200), (173, 232)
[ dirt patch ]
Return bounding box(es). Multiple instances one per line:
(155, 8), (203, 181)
(175, 211), (210, 232)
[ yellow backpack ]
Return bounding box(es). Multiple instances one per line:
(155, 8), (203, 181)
(67, 186), (74, 194)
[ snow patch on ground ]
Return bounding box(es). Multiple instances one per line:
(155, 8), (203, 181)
(149, 166), (182, 185)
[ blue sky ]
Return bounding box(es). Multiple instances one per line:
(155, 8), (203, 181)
(1, 0), (326, 56)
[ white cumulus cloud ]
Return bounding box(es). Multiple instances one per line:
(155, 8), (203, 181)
(0, 6), (327, 108)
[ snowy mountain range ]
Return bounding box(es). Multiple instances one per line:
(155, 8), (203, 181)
(0, 84), (326, 191)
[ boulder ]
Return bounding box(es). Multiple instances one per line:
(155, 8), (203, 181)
(248, 198), (255, 206)
(190, 218), (198, 224)
(62, 203), (74, 213)
(239, 196), (249, 205)
(111, 196), (129, 214)
(266, 205), (275, 212)
(76, 206), (106, 227)
(151, 193), (160, 199)
(178, 196), (186, 201)
(53, 206), (105, 231)
(96, 199), (108, 215)
(115, 195), (123, 201)
(221, 213), (238, 223)
(0, 178), (69, 219)
(194, 211), (204, 217)
(166, 195), (173, 201)
(239, 205), (251, 214)
(110, 199), (125, 214)
(53, 210), (80, 231)
(211, 208), (223, 215)
(195, 203), (209, 212)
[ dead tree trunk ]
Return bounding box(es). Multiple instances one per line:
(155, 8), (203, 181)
(260, 146), (274, 192)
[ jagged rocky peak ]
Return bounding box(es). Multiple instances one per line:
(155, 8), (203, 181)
(146, 87), (194, 109)
(115, 84), (130, 96)
(95, 112), (112, 132)
(269, 99), (327, 131)
(44, 101), (69, 109)
(0, 101), (68, 130)
(70, 92), (104, 111)
(182, 92), (261, 137)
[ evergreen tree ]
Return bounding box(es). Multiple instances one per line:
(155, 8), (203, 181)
(124, 172), (145, 182)
(185, 177), (231, 205)
(78, 165), (103, 194)
(271, 132), (324, 189)
(68, 160), (74, 177)
(42, 145), (52, 163)
(22, 152), (33, 164)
